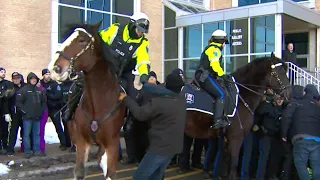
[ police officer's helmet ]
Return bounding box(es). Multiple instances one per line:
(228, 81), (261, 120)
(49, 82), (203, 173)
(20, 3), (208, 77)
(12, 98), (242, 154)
(130, 12), (150, 34)
(211, 30), (229, 44)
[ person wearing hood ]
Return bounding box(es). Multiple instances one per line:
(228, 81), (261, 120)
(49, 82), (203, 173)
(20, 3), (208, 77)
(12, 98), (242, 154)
(16, 72), (47, 159)
(281, 84), (320, 180)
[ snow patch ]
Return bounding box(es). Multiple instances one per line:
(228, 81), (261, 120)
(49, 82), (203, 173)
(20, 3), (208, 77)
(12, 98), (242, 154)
(0, 163), (10, 175)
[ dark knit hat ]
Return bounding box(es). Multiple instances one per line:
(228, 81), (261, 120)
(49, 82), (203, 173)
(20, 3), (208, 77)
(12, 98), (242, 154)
(171, 68), (184, 76)
(42, 69), (50, 76)
(150, 71), (157, 79)
(165, 73), (184, 93)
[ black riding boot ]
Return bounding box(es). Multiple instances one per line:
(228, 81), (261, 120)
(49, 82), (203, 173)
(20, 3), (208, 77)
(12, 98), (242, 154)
(62, 84), (83, 122)
(211, 99), (229, 129)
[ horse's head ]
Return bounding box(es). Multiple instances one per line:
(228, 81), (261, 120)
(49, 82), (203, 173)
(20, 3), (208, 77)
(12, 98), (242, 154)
(233, 52), (292, 101)
(265, 52), (292, 101)
(48, 21), (102, 82)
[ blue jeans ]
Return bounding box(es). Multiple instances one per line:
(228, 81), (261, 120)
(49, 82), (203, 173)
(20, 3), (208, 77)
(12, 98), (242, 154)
(293, 139), (320, 180)
(23, 120), (41, 154)
(133, 152), (173, 180)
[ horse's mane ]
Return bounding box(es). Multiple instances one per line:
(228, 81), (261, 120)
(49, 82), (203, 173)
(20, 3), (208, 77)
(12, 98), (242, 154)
(62, 23), (94, 41)
(231, 56), (287, 85)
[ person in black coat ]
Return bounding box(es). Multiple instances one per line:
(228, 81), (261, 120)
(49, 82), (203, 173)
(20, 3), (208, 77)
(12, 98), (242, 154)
(16, 72), (47, 159)
(7, 72), (25, 155)
(40, 68), (66, 150)
(0, 67), (15, 154)
(281, 84), (320, 180)
(119, 73), (186, 180)
(255, 95), (284, 180)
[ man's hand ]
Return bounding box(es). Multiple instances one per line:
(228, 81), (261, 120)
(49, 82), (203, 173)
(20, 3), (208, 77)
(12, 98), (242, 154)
(140, 74), (149, 84)
(148, 79), (157, 85)
(4, 114), (12, 122)
(282, 137), (287, 142)
(119, 92), (127, 101)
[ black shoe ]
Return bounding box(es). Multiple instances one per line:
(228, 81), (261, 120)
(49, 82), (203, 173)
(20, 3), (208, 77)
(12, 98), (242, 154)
(25, 153), (32, 159)
(59, 145), (67, 151)
(6, 151), (14, 156)
(120, 158), (137, 165)
(192, 163), (203, 169)
(177, 167), (194, 174)
(34, 152), (46, 157)
(69, 146), (76, 152)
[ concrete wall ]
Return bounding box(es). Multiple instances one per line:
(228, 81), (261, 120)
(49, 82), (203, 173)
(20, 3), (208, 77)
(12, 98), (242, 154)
(0, 0), (51, 79)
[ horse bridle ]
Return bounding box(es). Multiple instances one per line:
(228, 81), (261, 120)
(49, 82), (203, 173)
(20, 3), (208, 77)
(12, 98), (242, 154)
(56, 28), (95, 80)
(269, 62), (289, 98)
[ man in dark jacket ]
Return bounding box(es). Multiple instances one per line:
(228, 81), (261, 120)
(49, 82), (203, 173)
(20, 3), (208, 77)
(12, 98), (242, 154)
(281, 84), (320, 180)
(16, 72), (47, 159)
(40, 69), (66, 150)
(255, 94), (284, 180)
(119, 73), (186, 180)
(7, 72), (25, 155)
(0, 67), (15, 154)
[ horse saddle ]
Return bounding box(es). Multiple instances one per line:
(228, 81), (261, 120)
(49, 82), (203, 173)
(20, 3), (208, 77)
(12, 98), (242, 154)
(182, 76), (239, 118)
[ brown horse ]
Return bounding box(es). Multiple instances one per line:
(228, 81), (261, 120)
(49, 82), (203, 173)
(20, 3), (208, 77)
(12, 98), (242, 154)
(48, 22), (125, 180)
(184, 55), (292, 180)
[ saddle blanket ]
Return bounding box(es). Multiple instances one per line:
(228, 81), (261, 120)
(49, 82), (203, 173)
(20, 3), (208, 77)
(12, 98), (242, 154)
(181, 76), (239, 118)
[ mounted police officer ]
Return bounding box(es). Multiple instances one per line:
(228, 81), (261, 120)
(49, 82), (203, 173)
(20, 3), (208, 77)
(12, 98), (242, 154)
(195, 29), (230, 129)
(62, 12), (151, 122)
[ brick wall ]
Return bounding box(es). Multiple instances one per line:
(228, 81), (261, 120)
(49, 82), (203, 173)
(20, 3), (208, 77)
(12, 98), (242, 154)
(316, 0), (320, 12)
(141, 0), (163, 82)
(0, 0), (51, 80)
(210, 0), (232, 10)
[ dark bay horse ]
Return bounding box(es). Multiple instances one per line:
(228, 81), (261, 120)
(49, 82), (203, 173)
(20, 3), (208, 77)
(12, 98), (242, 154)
(184, 55), (292, 180)
(48, 22), (125, 180)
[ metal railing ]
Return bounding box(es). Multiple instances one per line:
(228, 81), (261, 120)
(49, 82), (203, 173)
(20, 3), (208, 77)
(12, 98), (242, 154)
(286, 62), (320, 92)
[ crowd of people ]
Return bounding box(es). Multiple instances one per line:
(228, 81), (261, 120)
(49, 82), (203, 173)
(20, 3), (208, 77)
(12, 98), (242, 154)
(0, 67), (75, 159)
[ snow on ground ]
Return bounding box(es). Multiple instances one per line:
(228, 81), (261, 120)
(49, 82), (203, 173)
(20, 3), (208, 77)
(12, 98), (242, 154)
(0, 163), (10, 175)
(15, 121), (61, 147)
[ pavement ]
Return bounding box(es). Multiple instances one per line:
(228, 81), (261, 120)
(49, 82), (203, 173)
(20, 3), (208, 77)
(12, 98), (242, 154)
(0, 138), (208, 180)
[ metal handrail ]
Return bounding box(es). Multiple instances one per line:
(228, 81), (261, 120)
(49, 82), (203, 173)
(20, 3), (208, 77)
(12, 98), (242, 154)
(286, 62), (320, 92)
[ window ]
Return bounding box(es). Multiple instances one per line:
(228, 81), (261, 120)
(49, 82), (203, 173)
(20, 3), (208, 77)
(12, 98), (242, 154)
(58, 0), (134, 43)
(165, 29), (178, 59)
(87, 11), (110, 30)
(226, 19), (249, 55)
(112, 15), (130, 26)
(250, 15), (275, 53)
(112, 0), (134, 15)
(164, 61), (178, 78)
(60, 0), (85, 7)
(225, 56), (248, 74)
(87, 0), (110, 11)
(183, 25), (202, 58)
(165, 6), (176, 28)
(238, 0), (276, 7)
(183, 59), (200, 83)
(203, 22), (224, 48)
(58, 6), (85, 43)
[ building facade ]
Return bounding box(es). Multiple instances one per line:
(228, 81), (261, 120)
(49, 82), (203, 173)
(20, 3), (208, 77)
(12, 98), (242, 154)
(0, 0), (319, 83)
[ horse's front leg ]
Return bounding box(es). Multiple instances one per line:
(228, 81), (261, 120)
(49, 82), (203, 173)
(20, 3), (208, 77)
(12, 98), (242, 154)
(74, 142), (91, 180)
(226, 134), (243, 180)
(100, 138), (119, 180)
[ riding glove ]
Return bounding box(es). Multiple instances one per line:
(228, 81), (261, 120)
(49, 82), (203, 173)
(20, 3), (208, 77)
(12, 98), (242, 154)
(4, 114), (12, 122)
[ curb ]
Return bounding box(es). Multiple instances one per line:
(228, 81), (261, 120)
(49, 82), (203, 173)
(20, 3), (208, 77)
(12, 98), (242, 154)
(4, 161), (100, 179)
